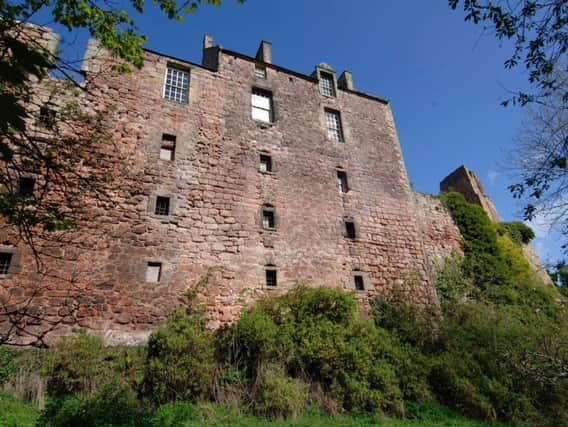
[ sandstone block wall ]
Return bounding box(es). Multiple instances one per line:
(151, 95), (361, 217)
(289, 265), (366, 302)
(1, 31), (466, 345)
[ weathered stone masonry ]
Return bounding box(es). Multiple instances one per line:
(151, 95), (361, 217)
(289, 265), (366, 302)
(1, 29), (464, 345)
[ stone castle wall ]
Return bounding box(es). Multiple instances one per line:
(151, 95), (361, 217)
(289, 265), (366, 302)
(1, 30), (467, 345)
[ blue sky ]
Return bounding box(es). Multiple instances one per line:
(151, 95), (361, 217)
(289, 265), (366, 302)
(33, 0), (563, 261)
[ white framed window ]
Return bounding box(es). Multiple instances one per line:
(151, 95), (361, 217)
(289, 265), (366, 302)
(319, 71), (335, 97)
(262, 208), (275, 229)
(251, 89), (273, 123)
(325, 109), (344, 142)
(163, 66), (189, 103)
(337, 170), (349, 193)
(146, 262), (162, 283)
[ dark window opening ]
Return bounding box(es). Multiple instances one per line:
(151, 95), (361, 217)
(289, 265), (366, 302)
(337, 171), (349, 193)
(160, 134), (176, 161)
(19, 177), (35, 196)
(155, 196), (170, 216)
(345, 220), (356, 239)
(259, 154), (272, 172)
(266, 268), (277, 287)
(354, 275), (364, 291)
(262, 209), (275, 229)
(0, 253), (12, 275)
(39, 105), (56, 128)
(146, 262), (162, 283)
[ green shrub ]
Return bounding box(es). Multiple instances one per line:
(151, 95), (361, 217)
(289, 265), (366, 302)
(498, 221), (536, 245)
(0, 346), (19, 387)
(44, 332), (108, 397)
(38, 381), (150, 427)
(142, 307), (215, 404)
(252, 364), (307, 419)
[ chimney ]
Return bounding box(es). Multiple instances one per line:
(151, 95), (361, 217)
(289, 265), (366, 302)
(202, 34), (220, 70)
(338, 71), (354, 91)
(203, 34), (214, 50)
(255, 40), (272, 64)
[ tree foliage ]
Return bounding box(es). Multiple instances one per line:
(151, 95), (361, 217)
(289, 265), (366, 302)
(449, 0), (568, 106)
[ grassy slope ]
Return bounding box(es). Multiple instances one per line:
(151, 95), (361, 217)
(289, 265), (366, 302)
(0, 391), (40, 427)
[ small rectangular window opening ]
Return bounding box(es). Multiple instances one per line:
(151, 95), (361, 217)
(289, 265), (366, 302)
(146, 262), (162, 283)
(160, 134), (176, 161)
(262, 209), (275, 229)
(163, 67), (190, 103)
(325, 109), (344, 142)
(0, 253), (12, 275)
(259, 154), (272, 173)
(337, 171), (348, 193)
(354, 275), (365, 291)
(265, 268), (277, 287)
(19, 177), (35, 196)
(155, 196), (170, 216)
(345, 220), (356, 239)
(39, 105), (56, 128)
(319, 72), (336, 97)
(254, 64), (267, 79)
(251, 89), (273, 123)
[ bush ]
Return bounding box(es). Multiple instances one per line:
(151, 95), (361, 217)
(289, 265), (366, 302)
(0, 346), (18, 387)
(142, 308), (215, 404)
(38, 381), (150, 427)
(43, 332), (108, 397)
(252, 364), (307, 419)
(499, 221), (536, 245)
(0, 390), (40, 427)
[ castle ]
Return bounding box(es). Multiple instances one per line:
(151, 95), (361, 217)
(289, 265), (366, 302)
(0, 27), (544, 345)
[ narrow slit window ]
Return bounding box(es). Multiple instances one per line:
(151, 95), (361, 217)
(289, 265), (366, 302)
(265, 268), (277, 287)
(254, 64), (267, 79)
(259, 154), (272, 172)
(319, 71), (336, 97)
(160, 134), (176, 161)
(337, 171), (348, 193)
(0, 253), (12, 275)
(155, 196), (170, 216)
(325, 109), (344, 142)
(354, 275), (365, 291)
(262, 208), (275, 229)
(163, 66), (190, 103)
(19, 177), (35, 196)
(146, 262), (162, 283)
(345, 219), (356, 239)
(251, 89), (273, 123)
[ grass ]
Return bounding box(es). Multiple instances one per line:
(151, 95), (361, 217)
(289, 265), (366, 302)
(0, 391), (40, 427)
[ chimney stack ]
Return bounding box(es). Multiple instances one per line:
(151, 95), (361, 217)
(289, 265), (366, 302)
(255, 40), (272, 64)
(338, 71), (354, 91)
(203, 34), (214, 50)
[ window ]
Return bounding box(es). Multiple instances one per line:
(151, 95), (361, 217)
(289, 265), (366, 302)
(254, 64), (267, 79)
(259, 154), (272, 172)
(251, 89), (273, 123)
(319, 71), (336, 97)
(262, 208), (275, 229)
(325, 109), (344, 142)
(155, 196), (170, 216)
(337, 170), (348, 193)
(19, 177), (35, 196)
(0, 253), (12, 275)
(265, 267), (277, 287)
(354, 275), (365, 291)
(39, 105), (56, 128)
(146, 262), (162, 283)
(160, 134), (176, 161)
(163, 66), (189, 103)
(345, 219), (356, 239)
